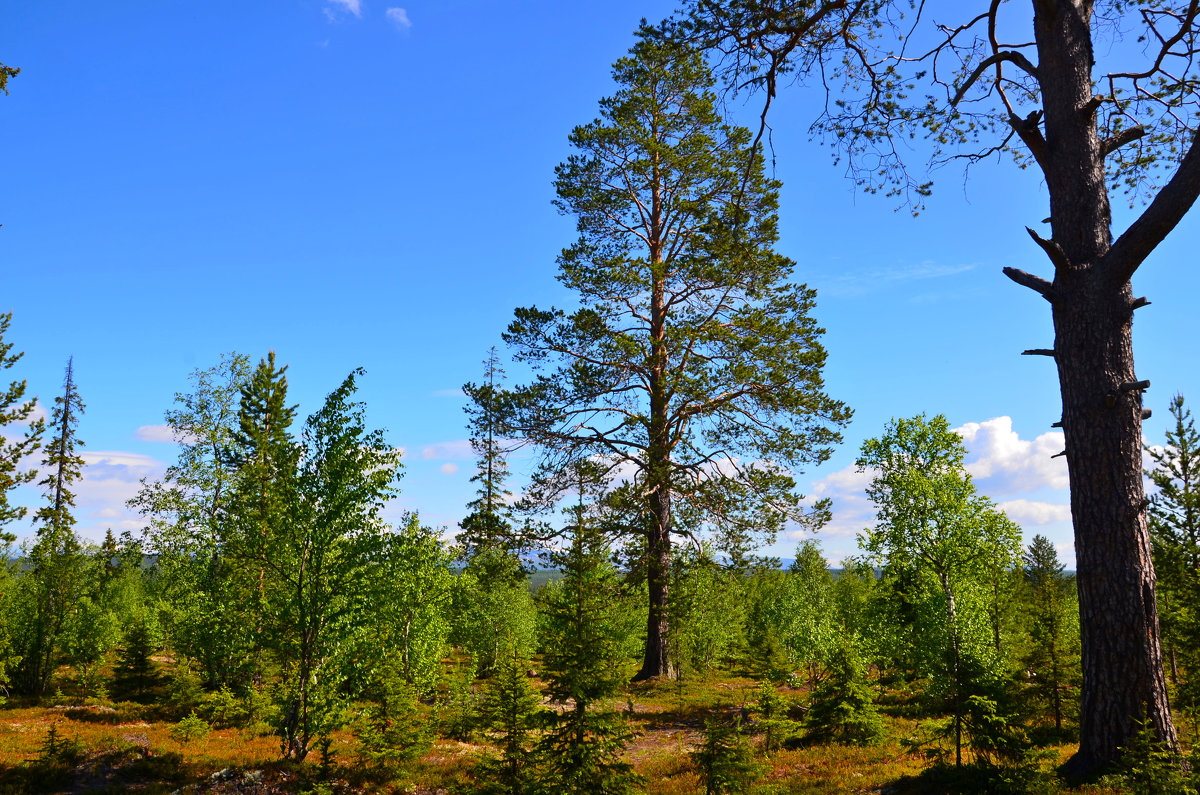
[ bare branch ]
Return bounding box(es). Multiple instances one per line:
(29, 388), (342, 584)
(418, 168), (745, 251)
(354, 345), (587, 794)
(1102, 125), (1148, 158)
(951, 51), (1039, 107)
(1105, 127), (1200, 282)
(1024, 226), (1071, 273)
(1003, 265), (1057, 302)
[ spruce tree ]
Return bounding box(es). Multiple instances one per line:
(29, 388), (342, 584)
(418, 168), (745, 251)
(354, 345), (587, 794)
(460, 347), (520, 572)
(224, 352), (298, 683)
(0, 312), (44, 537)
(804, 642), (885, 746)
(1147, 394), (1200, 708)
(34, 357), (85, 536)
(17, 357), (86, 697)
(1022, 535), (1080, 734)
(751, 680), (796, 755)
(476, 640), (544, 795)
(354, 658), (430, 774)
(534, 460), (642, 795)
(692, 715), (759, 795)
(113, 619), (159, 702)
(225, 351), (297, 571)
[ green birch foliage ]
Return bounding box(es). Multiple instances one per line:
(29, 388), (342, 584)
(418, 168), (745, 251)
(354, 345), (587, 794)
(451, 548), (538, 677)
(361, 513), (452, 696)
(668, 545), (746, 675)
(263, 368), (403, 761)
(743, 541), (836, 686)
(60, 532), (144, 699)
(857, 414), (1022, 767)
(0, 312), (44, 535)
(128, 353), (257, 690)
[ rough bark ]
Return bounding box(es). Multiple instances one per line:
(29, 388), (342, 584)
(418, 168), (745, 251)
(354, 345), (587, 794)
(1026, 0), (1181, 774)
(636, 487), (673, 681)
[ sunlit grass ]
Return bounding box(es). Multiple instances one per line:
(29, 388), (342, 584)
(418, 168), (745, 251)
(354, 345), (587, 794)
(0, 671), (1147, 793)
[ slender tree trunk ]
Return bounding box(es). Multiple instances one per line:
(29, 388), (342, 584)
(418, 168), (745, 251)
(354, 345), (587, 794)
(1050, 632), (1063, 732)
(941, 574), (962, 768)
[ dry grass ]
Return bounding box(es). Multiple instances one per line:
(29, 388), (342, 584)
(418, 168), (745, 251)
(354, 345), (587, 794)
(0, 675), (1140, 794)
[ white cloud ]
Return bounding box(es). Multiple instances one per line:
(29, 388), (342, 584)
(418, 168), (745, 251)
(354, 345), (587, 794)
(797, 463), (877, 540)
(955, 416), (1069, 494)
(440, 462), (459, 475)
(997, 499), (1071, 525)
(787, 417), (1077, 566)
(326, 0), (362, 18)
(53, 450), (168, 542)
(421, 440), (474, 461)
(134, 424), (176, 443)
(386, 7), (412, 29)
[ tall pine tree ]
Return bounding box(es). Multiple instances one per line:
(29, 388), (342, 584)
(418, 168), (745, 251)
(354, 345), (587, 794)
(501, 31), (849, 680)
(17, 357), (86, 697)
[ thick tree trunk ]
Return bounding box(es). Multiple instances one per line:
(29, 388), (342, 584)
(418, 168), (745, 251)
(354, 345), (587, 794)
(1055, 274), (1177, 773)
(1024, 1), (1179, 774)
(635, 486), (672, 681)
(637, 192), (674, 682)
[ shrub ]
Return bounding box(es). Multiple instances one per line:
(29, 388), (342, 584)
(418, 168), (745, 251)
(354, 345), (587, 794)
(169, 711), (211, 744)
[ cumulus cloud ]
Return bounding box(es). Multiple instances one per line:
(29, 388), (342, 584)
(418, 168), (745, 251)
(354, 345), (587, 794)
(997, 499), (1071, 525)
(440, 462), (459, 475)
(59, 450), (167, 542)
(784, 416), (1077, 566)
(955, 416), (1069, 494)
(326, 0), (362, 18)
(134, 424), (176, 444)
(386, 7), (412, 29)
(796, 463), (877, 540)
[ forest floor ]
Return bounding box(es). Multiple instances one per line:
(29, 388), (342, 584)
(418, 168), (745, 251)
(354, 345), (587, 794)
(0, 670), (1133, 794)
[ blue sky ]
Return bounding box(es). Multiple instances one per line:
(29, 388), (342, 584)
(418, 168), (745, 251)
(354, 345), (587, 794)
(2, 1), (1198, 567)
